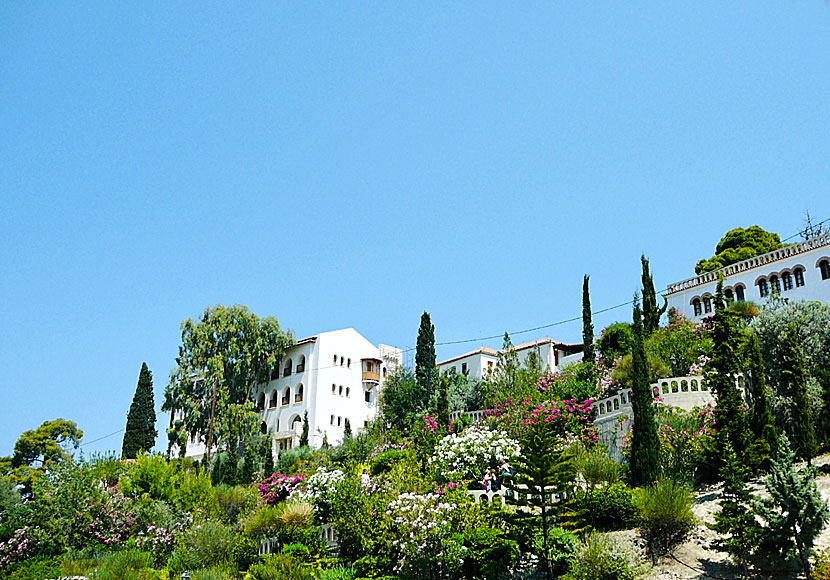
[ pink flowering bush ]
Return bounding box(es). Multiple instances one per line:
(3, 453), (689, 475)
(0, 525), (47, 570)
(490, 398), (599, 446)
(259, 472), (305, 505)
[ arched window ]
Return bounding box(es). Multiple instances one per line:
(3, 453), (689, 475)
(794, 268), (805, 287)
(693, 299), (702, 317)
(383, 367), (387, 378)
(295, 384), (304, 403)
(613, 399), (619, 411)
(296, 355), (306, 373)
(599, 402), (606, 414)
(724, 288), (734, 302)
(735, 285), (745, 301)
(269, 390), (278, 408)
(333, 354), (337, 364)
(283, 358), (293, 377)
(282, 387), (290, 406)
(782, 272), (793, 291)
(345, 387), (350, 397)
(758, 279), (769, 297)
(330, 415), (334, 425)
(260, 422), (267, 435)
(337, 416), (342, 427)
(270, 367), (280, 381)
(257, 393), (265, 411)
(820, 259), (830, 280)
(347, 358), (351, 368)
(703, 297), (712, 314)
(770, 275), (781, 294)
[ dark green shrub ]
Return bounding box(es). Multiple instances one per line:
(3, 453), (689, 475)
(5, 555), (61, 580)
(633, 479), (695, 563)
(247, 552), (313, 580)
(455, 527), (519, 579)
(569, 483), (637, 532)
(369, 449), (405, 476)
(535, 527), (578, 578)
(353, 554), (392, 578)
(276, 447), (314, 475)
(282, 542), (311, 562)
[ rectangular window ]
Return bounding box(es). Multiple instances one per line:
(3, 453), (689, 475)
(704, 298), (712, 314)
(365, 391), (371, 403)
(795, 270), (805, 287)
(461, 362), (468, 376)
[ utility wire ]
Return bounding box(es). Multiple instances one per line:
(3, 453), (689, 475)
(79, 428), (124, 447)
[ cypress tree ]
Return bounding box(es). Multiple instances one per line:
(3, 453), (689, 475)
(343, 418), (352, 441)
(222, 448), (238, 486)
(781, 325), (817, 464)
(582, 275), (595, 365)
(641, 255), (666, 335)
(746, 331), (777, 470)
(629, 296), (661, 487)
(261, 441), (274, 477)
(122, 362), (157, 459)
(706, 280), (749, 472)
(300, 411), (309, 447)
(239, 445), (255, 484)
(415, 311), (436, 392)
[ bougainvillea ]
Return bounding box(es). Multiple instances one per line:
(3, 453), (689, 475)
(259, 472), (305, 505)
(431, 425), (520, 482)
(491, 398), (598, 447)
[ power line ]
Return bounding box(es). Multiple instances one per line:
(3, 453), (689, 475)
(79, 428), (124, 447)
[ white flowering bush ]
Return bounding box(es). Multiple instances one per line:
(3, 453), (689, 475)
(431, 425), (520, 482)
(291, 468), (345, 518)
(387, 492), (465, 579)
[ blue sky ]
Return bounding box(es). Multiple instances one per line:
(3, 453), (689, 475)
(1, 3), (828, 456)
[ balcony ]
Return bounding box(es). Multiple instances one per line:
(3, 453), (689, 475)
(362, 371), (380, 384)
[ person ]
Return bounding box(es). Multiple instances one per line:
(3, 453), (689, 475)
(484, 468), (500, 492)
(360, 468), (370, 487)
(499, 459), (513, 496)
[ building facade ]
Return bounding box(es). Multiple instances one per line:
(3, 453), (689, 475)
(174, 328), (401, 461)
(437, 337), (583, 380)
(664, 233), (830, 319)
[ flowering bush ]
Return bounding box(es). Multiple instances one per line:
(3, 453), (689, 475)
(687, 354), (710, 376)
(292, 468), (345, 519)
(134, 513), (192, 564)
(260, 472), (305, 505)
(431, 426), (520, 482)
(0, 525), (47, 570)
(491, 398), (598, 446)
(74, 493), (137, 547)
(387, 492), (466, 579)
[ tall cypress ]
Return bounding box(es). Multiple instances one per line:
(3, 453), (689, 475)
(629, 296), (661, 486)
(415, 311), (436, 392)
(705, 281), (749, 474)
(122, 362), (157, 459)
(641, 255), (666, 335)
(300, 411), (309, 447)
(781, 325), (817, 464)
(582, 275), (595, 365)
(746, 331), (777, 470)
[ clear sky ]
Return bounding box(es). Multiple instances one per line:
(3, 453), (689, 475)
(1, 3), (828, 457)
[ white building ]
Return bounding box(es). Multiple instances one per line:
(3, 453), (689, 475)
(437, 337), (583, 380)
(174, 328), (401, 460)
(664, 233), (830, 320)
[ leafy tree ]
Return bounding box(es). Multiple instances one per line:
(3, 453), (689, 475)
(2, 419), (83, 495)
(482, 333), (548, 407)
(709, 442), (759, 575)
(415, 311), (436, 392)
(299, 411), (309, 447)
(163, 304), (293, 457)
(628, 297), (661, 487)
(641, 255), (666, 335)
(582, 275), (595, 365)
(379, 368), (427, 433)
(121, 362), (157, 459)
(506, 419), (575, 580)
(781, 324), (817, 464)
(695, 225), (785, 274)
(753, 435), (829, 578)
(597, 322), (632, 363)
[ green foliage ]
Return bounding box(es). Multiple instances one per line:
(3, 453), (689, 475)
(246, 553), (313, 580)
(120, 452), (178, 501)
(242, 504), (282, 539)
(317, 565), (357, 580)
(328, 476), (393, 563)
(213, 484), (258, 524)
(628, 298), (660, 487)
(753, 435), (829, 577)
(781, 324), (817, 463)
(275, 446), (314, 476)
(819, 368), (830, 450)
(568, 484), (637, 533)
(641, 255), (666, 335)
(535, 527), (578, 578)
(454, 527), (519, 579)
(582, 275), (595, 364)
(369, 449), (405, 476)
(571, 446), (622, 488)
(563, 533), (644, 580)
(445, 373), (484, 413)
(415, 311), (436, 391)
(633, 479), (695, 564)
(122, 362), (157, 459)
(163, 304), (293, 454)
(170, 520), (239, 572)
(300, 411), (309, 447)
(709, 442), (758, 575)
(746, 331), (777, 470)
(3, 418), (83, 495)
(4, 555), (61, 580)
(379, 368), (427, 434)
(597, 323), (633, 363)
(86, 549), (155, 580)
(695, 225), (784, 274)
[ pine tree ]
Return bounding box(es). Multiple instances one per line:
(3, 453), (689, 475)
(781, 325), (817, 465)
(705, 281), (749, 472)
(746, 331), (777, 470)
(641, 255), (666, 335)
(222, 449), (238, 486)
(582, 275), (595, 365)
(710, 442), (759, 575)
(300, 411), (309, 447)
(629, 296), (661, 487)
(122, 362), (157, 459)
(753, 435), (829, 578)
(415, 311), (436, 394)
(506, 419), (575, 580)
(239, 445), (255, 484)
